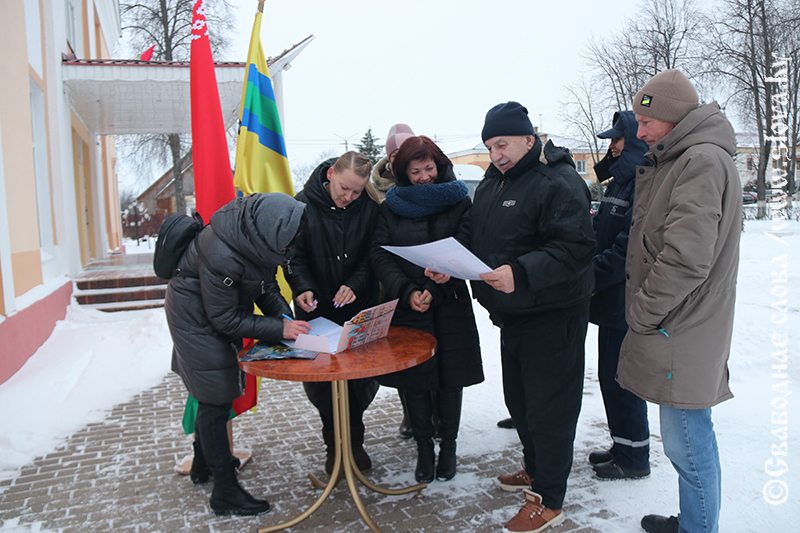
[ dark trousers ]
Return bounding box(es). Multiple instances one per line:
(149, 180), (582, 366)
(598, 326), (650, 469)
(195, 400), (233, 473)
(501, 304), (588, 510)
(402, 387), (462, 441)
(304, 378), (379, 432)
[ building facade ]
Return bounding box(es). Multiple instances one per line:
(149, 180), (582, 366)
(0, 0), (311, 384)
(0, 0), (122, 384)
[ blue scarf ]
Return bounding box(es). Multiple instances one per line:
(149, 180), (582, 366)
(385, 180), (469, 218)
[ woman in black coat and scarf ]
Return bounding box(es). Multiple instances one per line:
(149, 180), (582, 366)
(371, 136), (484, 483)
(166, 193), (310, 516)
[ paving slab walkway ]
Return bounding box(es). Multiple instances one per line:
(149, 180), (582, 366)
(0, 373), (609, 532)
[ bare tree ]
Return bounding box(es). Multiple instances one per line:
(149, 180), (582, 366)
(786, 48), (800, 199)
(779, 6), (800, 201)
(584, 0), (704, 113)
(291, 149), (338, 192)
(119, 0), (234, 214)
(559, 75), (609, 168)
(568, 0), (705, 156)
(633, 0), (704, 73)
(703, 0), (800, 216)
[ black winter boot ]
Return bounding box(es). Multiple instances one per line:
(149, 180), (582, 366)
(398, 390), (413, 439)
(189, 440), (211, 485)
(209, 462), (270, 516)
(415, 438), (435, 483)
(404, 390), (436, 483)
(435, 389), (463, 481)
(350, 422), (372, 472)
(436, 439), (457, 481)
(322, 428), (336, 475)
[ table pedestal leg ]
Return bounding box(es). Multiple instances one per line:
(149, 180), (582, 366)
(258, 381), (346, 533)
(259, 380), (426, 533)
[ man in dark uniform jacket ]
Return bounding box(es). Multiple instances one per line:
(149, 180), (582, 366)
(588, 111), (651, 480)
(470, 102), (595, 533)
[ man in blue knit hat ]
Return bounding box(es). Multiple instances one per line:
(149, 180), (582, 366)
(470, 101), (596, 532)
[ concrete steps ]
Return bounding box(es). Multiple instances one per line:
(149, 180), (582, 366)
(73, 253), (166, 312)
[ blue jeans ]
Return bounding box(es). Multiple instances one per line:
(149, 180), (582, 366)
(660, 405), (721, 533)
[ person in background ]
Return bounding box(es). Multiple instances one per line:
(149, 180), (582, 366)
(166, 193), (310, 516)
(470, 102), (595, 532)
(371, 135), (484, 483)
(588, 110), (652, 480)
(287, 151), (381, 476)
(366, 122), (424, 440)
(620, 69), (742, 533)
(368, 122), (415, 203)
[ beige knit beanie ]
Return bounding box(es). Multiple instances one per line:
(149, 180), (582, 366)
(633, 69), (699, 124)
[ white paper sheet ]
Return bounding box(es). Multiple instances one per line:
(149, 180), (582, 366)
(284, 316), (341, 353)
(381, 237), (492, 280)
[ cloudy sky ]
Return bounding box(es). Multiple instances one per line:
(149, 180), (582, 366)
(223, 0), (646, 168)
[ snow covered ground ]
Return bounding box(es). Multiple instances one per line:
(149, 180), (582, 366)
(122, 236), (156, 254)
(0, 219), (797, 531)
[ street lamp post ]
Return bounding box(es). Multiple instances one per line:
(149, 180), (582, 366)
(333, 132), (359, 152)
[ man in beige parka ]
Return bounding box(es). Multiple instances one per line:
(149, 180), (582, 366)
(618, 69), (742, 533)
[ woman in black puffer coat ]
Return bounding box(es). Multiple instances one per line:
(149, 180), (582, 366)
(371, 136), (484, 483)
(166, 193), (309, 516)
(286, 152), (381, 475)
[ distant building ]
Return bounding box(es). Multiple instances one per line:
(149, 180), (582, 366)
(447, 128), (602, 186)
(449, 128), (800, 193)
(452, 164), (485, 198)
(136, 151), (196, 218)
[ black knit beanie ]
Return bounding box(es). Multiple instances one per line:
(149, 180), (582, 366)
(481, 101), (535, 142)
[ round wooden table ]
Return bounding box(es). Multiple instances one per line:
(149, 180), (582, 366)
(240, 326), (437, 533)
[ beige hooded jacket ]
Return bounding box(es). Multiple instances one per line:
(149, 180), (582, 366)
(618, 102), (742, 408)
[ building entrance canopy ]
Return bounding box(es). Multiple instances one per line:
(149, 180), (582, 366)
(61, 36), (313, 135)
(62, 59), (244, 135)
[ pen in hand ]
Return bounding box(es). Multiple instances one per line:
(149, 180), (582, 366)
(282, 314), (314, 335)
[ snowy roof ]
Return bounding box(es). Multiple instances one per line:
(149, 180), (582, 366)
(453, 163), (485, 181)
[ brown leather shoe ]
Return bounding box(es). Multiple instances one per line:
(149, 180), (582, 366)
(497, 468), (533, 492)
(503, 489), (565, 532)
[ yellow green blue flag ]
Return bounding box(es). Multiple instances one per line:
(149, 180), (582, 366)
(233, 8), (294, 196)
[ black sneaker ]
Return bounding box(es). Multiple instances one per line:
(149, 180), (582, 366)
(641, 514), (679, 533)
(588, 449), (613, 465)
(593, 459), (650, 480)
